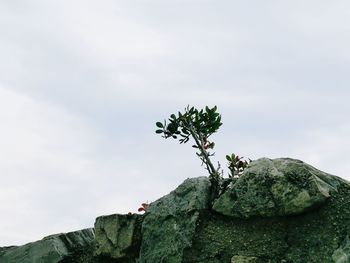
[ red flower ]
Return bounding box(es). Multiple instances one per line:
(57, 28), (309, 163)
(138, 202), (149, 213)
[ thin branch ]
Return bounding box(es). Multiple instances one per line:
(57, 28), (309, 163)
(188, 126), (218, 181)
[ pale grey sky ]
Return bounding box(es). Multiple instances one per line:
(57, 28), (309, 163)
(1, 0), (350, 245)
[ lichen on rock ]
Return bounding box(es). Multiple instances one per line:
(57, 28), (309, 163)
(213, 158), (340, 218)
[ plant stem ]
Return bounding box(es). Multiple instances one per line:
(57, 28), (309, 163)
(188, 127), (219, 184)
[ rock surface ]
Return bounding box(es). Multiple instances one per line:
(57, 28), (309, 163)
(2, 157), (350, 263)
(332, 236), (350, 263)
(94, 213), (142, 261)
(213, 158), (341, 218)
(0, 228), (94, 263)
(231, 255), (260, 263)
(139, 176), (211, 263)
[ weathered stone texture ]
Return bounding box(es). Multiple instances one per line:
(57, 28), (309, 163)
(94, 213), (142, 261)
(2, 158), (350, 263)
(213, 158), (340, 218)
(231, 255), (260, 263)
(332, 236), (350, 263)
(0, 228), (94, 263)
(139, 176), (211, 263)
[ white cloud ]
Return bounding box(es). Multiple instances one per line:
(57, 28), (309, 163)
(294, 124), (350, 177)
(0, 86), (100, 244)
(0, 84), (193, 245)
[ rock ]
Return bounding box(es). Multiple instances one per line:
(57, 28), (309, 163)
(0, 228), (94, 263)
(139, 176), (211, 263)
(0, 246), (16, 258)
(183, 158), (350, 262)
(94, 213), (142, 261)
(146, 176), (212, 215)
(332, 236), (350, 263)
(213, 158), (341, 218)
(231, 255), (259, 263)
(3, 157), (350, 262)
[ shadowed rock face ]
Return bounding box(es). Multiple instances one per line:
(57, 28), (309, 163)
(213, 158), (341, 218)
(2, 157), (350, 263)
(94, 213), (142, 261)
(139, 176), (211, 263)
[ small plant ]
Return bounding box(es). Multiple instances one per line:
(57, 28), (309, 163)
(226, 153), (251, 178)
(156, 106), (221, 182)
(156, 105), (251, 198)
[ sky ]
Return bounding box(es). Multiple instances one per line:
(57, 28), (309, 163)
(1, 0), (350, 246)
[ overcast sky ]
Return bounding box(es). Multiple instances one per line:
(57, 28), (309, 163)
(1, 0), (350, 246)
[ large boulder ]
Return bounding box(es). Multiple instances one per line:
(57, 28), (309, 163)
(0, 228), (94, 263)
(94, 213), (142, 262)
(183, 158), (350, 262)
(139, 176), (211, 263)
(3, 157), (350, 262)
(213, 158), (341, 218)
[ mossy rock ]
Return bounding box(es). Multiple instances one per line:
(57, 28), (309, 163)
(213, 158), (341, 218)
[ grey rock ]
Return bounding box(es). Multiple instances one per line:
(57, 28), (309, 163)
(0, 228), (94, 263)
(332, 236), (350, 263)
(3, 157), (350, 263)
(0, 246), (16, 256)
(231, 255), (259, 263)
(94, 213), (142, 261)
(139, 176), (211, 263)
(213, 158), (340, 218)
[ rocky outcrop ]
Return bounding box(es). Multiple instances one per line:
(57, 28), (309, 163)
(0, 228), (94, 263)
(124, 159), (350, 262)
(94, 213), (142, 262)
(332, 236), (350, 263)
(2, 157), (350, 263)
(139, 176), (211, 262)
(231, 256), (260, 263)
(213, 158), (341, 218)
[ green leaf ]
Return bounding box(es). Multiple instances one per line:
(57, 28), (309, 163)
(156, 129), (163, 134)
(226, 155), (232, 161)
(167, 122), (178, 133)
(181, 128), (189, 135)
(170, 114), (176, 120)
(156, 122), (164, 128)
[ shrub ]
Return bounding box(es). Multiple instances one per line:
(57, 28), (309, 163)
(156, 105), (250, 198)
